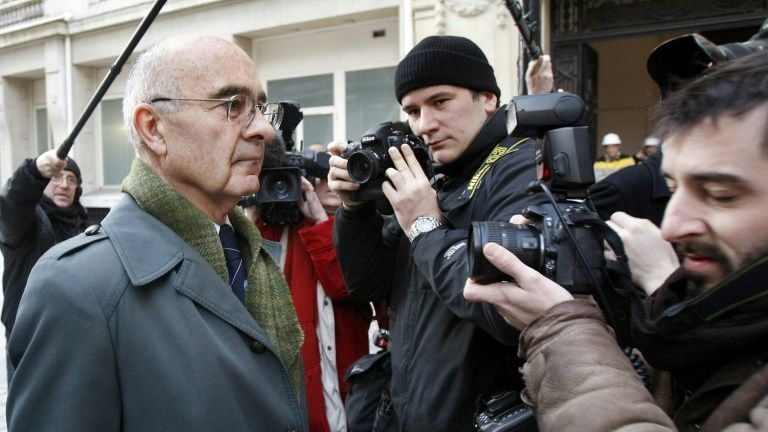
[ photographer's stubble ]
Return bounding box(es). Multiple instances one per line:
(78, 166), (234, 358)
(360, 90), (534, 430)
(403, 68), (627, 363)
(660, 105), (768, 293)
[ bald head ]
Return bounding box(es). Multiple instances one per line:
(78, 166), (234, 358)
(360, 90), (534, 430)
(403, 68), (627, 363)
(121, 34), (275, 222)
(123, 35), (260, 155)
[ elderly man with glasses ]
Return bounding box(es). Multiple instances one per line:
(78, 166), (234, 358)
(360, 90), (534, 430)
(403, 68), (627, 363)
(0, 148), (89, 382)
(7, 34), (307, 432)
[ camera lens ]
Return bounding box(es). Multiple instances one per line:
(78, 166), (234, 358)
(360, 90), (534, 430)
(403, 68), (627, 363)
(468, 221), (543, 284)
(262, 170), (299, 201)
(347, 149), (388, 183)
(271, 178), (290, 198)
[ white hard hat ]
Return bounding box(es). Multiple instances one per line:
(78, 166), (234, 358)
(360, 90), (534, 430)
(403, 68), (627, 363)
(601, 133), (622, 145)
(644, 136), (661, 146)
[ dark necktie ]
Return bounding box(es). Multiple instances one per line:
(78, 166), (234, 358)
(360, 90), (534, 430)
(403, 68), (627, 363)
(218, 224), (246, 303)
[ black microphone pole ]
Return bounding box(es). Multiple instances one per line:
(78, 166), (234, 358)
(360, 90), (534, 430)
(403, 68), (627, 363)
(57, 0), (168, 159)
(504, 0), (542, 60)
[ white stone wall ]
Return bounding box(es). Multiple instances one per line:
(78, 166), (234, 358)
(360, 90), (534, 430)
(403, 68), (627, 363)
(0, 0), (526, 209)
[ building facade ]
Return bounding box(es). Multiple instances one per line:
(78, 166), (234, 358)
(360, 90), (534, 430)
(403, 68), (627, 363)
(0, 0), (531, 218)
(4, 0), (765, 218)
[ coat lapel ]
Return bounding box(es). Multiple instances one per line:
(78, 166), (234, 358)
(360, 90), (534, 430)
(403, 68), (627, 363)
(101, 195), (276, 349)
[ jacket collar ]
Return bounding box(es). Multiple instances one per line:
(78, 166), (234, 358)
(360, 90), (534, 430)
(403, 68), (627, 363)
(101, 196), (270, 338)
(113, 158), (304, 395)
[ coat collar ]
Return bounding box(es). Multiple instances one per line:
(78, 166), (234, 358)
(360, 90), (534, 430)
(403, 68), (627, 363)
(100, 195), (273, 343)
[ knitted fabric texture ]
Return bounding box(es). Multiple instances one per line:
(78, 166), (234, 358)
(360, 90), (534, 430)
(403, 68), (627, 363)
(394, 35), (500, 103)
(64, 158), (82, 183)
(121, 158), (304, 395)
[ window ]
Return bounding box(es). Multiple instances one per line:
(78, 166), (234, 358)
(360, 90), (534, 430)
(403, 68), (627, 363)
(345, 67), (399, 139)
(35, 107), (50, 154)
(268, 74), (334, 150)
(101, 98), (132, 185)
(267, 67), (400, 149)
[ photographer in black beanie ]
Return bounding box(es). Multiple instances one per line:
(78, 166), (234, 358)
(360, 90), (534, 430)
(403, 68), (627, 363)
(328, 35), (553, 431)
(0, 148), (88, 380)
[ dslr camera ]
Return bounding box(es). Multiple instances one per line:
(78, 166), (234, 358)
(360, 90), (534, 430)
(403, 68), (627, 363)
(342, 121), (433, 202)
(467, 92), (605, 294)
(475, 390), (536, 432)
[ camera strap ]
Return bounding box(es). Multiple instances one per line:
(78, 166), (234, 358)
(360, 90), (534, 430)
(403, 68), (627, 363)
(460, 137), (529, 201)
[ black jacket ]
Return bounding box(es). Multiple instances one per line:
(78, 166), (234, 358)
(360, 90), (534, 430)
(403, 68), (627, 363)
(334, 108), (545, 431)
(0, 158), (88, 337)
(589, 150), (670, 226)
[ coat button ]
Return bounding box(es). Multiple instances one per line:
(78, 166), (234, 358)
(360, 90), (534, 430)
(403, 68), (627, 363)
(249, 340), (267, 353)
(84, 224), (101, 235)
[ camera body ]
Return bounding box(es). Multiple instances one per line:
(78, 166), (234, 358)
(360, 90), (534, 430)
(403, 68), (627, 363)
(475, 390), (536, 432)
(242, 149), (331, 225)
(469, 202), (605, 294)
(343, 121), (432, 202)
(468, 92), (605, 293)
(252, 149), (330, 205)
(647, 18), (768, 96)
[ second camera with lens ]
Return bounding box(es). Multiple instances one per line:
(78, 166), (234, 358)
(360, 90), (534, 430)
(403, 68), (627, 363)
(242, 149), (331, 225)
(255, 150), (330, 204)
(342, 121), (433, 202)
(468, 92), (605, 294)
(468, 202), (605, 294)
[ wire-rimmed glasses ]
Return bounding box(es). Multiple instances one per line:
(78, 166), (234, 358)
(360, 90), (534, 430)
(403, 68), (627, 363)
(50, 173), (79, 187)
(150, 94), (283, 130)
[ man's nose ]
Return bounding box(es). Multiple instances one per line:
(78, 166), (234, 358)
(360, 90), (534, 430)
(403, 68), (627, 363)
(244, 114), (276, 143)
(660, 190), (707, 243)
(416, 109), (439, 136)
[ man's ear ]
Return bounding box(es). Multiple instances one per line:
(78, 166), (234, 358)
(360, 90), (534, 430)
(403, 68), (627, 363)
(480, 91), (498, 113)
(134, 104), (167, 157)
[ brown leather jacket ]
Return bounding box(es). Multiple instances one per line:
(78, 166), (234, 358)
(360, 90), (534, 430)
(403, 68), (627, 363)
(518, 299), (768, 432)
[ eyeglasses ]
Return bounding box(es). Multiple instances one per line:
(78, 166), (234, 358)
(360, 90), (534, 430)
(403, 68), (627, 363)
(150, 95), (283, 130)
(51, 173), (79, 187)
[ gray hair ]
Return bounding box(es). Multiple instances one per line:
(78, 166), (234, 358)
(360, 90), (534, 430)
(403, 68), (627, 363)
(122, 41), (182, 155)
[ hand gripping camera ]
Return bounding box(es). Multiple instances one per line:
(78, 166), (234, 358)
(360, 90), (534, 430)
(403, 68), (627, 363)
(343, 121), (433, 203)
(467, 92), (606, 294)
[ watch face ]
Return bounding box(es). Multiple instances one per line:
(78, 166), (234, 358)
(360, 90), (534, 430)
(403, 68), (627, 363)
(416, 218), (434, 230)
(408, 217), (441, 241)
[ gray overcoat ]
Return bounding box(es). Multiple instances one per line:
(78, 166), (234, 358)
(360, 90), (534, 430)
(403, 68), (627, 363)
(7, 196), (307, 432)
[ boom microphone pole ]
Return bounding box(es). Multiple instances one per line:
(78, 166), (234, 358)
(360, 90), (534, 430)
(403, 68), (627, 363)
(504, 0), (542, 60)
(56, 0), (168, 159)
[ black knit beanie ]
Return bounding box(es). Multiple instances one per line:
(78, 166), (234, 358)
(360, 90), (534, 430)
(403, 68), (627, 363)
(64, 157), (83, 202)
(64, 158), (82, 185)
(394, 35), (500, 103)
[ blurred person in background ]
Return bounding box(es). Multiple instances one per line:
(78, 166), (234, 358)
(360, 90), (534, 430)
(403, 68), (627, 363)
(0, 148), (88, 381)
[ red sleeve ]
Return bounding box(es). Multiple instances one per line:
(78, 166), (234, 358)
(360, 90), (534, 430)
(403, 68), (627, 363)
(297, 216), (349, 300)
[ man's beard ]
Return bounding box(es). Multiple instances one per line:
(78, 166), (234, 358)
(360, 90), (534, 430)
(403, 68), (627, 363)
(677, 240), (768, 296)
(675, 240), (733, 296)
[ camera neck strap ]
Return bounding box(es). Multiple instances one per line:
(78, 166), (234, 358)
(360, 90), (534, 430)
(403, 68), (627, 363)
(460, 137), (530, 201)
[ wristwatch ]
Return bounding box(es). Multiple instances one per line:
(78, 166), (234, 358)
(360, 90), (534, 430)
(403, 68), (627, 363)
(406, 216), (443, 242)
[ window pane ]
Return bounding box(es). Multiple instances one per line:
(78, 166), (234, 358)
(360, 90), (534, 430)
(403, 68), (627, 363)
(303, 114), (333, 147)
(101, 99), (132, 185)
(268, 75), (333, 107)
(35, 107), (49, 154)
(346, 67), (400, 139)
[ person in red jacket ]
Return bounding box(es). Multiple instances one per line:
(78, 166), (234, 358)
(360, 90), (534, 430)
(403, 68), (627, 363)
(246, 141), (372, 432)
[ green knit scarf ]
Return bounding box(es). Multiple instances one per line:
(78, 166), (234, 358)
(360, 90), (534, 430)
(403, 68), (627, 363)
(122, 158), (304, 396)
